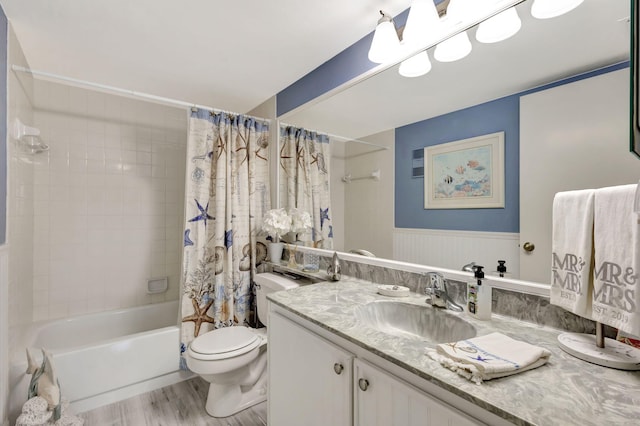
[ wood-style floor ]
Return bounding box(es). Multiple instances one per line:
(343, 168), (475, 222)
(79, 377), (267, 426)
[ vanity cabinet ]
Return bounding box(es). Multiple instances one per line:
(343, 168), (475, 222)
(268, 311), (353, 426)
(354, 358), (479, 426)
(268, 308), (483, 426)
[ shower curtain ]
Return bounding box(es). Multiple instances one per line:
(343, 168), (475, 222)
(180, 109), (270, 363)
(280, 126), (333, 248)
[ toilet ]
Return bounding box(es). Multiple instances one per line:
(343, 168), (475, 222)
(186, 272), (302, 418)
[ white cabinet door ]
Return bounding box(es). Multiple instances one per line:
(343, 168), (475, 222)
(354, 359), (480, 426)
(268, 311), (353, 426)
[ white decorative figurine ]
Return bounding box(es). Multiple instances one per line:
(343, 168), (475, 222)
(26, 349), (61, 419)
(16, 348), (84, 426)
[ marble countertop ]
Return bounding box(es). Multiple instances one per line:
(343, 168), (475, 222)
(268, 278), (640, 426)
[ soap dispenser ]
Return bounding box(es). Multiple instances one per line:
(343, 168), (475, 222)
(467, 265), (491, 320)
(497, 260), (507, 277)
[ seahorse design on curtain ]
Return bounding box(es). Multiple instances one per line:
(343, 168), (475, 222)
(179, 109), (270, 367)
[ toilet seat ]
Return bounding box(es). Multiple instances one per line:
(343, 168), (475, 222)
(189, 326), (262, 361)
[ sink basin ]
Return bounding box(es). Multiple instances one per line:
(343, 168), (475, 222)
(354, 301), (476, 343)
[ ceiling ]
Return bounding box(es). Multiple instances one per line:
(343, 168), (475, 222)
(285, 0), (631, 140)
(1, 0), (631, 134)
(0, 0), (409, 113)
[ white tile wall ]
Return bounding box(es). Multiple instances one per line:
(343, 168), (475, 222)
(29, 82), (187, 321)
(7, 26), (35, 329)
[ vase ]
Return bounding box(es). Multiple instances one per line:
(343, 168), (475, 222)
(302, 250), (320, 272)
(269, 242), (285, 263)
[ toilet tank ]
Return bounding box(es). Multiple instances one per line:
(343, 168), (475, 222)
(254, 272), (305, 326)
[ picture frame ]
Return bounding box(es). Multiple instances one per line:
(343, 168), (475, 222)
(424, 132), (505, 209)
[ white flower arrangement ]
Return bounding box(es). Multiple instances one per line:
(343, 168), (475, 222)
(262, 208), (313, 242)
(262, 208), (291, 240)
(289, 208), (312, 234)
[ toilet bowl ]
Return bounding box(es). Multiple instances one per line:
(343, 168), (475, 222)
(185, 272), (303, 417)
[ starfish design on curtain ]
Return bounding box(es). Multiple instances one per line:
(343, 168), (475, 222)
(310, 152), (327, 173)
(296, 144), (306, 170)
(182, 298), (215, 337)
(254, 134), (269, 161)
(188, 199), (214, 226)
(320, 207), (330, 230)
(279, 137), (294, 173)
(236, 133), (249, 166)
(215, 134), (226, 161)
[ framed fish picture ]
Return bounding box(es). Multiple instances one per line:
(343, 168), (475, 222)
(424, 132), (505, 209)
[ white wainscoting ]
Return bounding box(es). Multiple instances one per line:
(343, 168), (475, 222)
(393, 228), (520, 279)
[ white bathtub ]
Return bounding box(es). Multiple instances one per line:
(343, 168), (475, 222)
(9, 300), (193, 419)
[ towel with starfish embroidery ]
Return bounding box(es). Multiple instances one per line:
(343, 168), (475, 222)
(426, 332), (551, 384)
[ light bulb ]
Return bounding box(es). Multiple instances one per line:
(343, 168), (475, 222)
(476, 7), (522, 44)
(403, 0), (442, 49)
(399, 51), (432, 78)
(368, 13), (401, 64)
(531, 0), (584, 19)
(434, 31), (472, 63)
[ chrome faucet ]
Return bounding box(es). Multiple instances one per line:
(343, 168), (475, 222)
(461, 262), (476, 272)
(423, 272), (463, 312)
(349, 248), (376, 257)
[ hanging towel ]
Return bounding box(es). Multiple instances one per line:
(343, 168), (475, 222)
(550, 189), (595, 318)
(426, 332), (551, 385)
(592, 184), (640, 336)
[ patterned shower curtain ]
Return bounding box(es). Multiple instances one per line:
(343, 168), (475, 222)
(280, 126), (333, 248)
(180, 109), (270, 364)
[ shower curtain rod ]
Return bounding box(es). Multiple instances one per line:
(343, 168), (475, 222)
(11, 64), (271, 123)
(279, 121), (389, 151)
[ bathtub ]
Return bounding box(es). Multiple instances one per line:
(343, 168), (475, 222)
(9, 300), (193, 419)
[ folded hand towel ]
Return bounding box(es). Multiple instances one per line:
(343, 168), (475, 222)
(550, 189), (595, 319)
(427, 332), (551, 384)
(592, 184), (640, 336)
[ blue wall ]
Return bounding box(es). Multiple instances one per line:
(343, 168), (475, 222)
(0, 6), (7, 244)
(395, 95), (520, 233)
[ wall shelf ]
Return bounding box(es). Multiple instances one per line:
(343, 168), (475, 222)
(265, 261), (329, 283)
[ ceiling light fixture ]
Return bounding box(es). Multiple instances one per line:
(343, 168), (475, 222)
(368, 10), (401, 64)
(531, 0), (584, 19)
(434, 31), (472, 62)
(476, 7), (522, 43)
(398, 0), (440, 78)
(433, 0), (476, 63)
(402, 0), (442, 49)
(370, 0), (584, 79)
(399, 51), (432, 77)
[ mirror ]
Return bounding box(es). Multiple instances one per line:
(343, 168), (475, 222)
(279, 0), (637, 284)
(633, 0), (640, 157)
